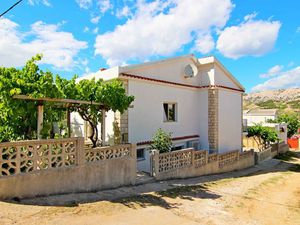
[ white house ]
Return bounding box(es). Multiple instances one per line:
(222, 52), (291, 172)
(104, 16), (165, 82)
(71, 54), (245, 172)
(243, 109), (287, 144)
(243, 109), (278, 127)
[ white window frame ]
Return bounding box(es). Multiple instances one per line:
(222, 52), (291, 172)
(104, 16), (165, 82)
(163, 102), (177, 122)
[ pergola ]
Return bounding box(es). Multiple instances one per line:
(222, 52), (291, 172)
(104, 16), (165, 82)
(13, 95), (106, 143)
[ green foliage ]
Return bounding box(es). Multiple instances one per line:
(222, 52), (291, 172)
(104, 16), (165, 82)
(150, 128), (172, 153)
(0, 55), (65, 142)
(288, 100), (300, 109)
(247, 124), (278, 151)
(256, 100), (287, 109)
(0, 55), (134, 145)
(269, 113), (300, 138)
(56, 77), (134, 147)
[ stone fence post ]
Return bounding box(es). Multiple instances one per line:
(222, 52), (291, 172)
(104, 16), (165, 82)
(77, 137), (85, 166)
(150, 150), (159, 177)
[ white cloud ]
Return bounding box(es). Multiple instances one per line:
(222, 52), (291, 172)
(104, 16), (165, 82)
(259, 65), (283, 78)
(83, 26), (90, 32)
(116, 6), (131, 18)
(28, 0), (51, 6)
(76, 0), (92, 9)
(0, 18), (87, 70)
(194, 33), (215, 54)
(91, 16), (100, 24)
(93, 27), (99, 34)
(98, 0), (112, 14)
(243, 12), (257, 21)
(297, 26), (300, 33)
(95, 0), (233, 66)
(252, 66), (300, 92)
(216, 19), (281, 59)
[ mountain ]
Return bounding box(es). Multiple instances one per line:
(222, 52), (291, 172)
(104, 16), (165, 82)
(244, 88), (300, 102)
(243, 88), (300, 112)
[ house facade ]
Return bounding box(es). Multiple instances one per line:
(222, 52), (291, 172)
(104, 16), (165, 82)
(243, 109), (278, 127)
(71, 55), (245, 172)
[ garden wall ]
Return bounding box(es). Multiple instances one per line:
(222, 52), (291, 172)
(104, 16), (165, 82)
(151, 148), (254, 181)
(254, 141), (290, 164)
(0, 138), (136, 199)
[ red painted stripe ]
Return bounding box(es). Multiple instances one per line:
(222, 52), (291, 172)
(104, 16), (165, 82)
(137, 135), (199, 146)
(120, 73), (244, 92)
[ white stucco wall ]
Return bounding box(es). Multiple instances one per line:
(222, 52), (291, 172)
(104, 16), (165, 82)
(214, 65), (240, 89)
(218, 90), (242, 153)
(128, 79), (202, 144)
(243, 115), (277, 126)
(123, 57), (206, 87)
(198, 91), (209, 150)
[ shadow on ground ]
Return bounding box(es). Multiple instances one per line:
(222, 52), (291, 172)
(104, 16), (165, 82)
(2, 151), (300, 208)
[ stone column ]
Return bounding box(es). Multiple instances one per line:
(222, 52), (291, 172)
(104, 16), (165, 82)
(208, 89), (219, 153)
(37, 103), (44, 140)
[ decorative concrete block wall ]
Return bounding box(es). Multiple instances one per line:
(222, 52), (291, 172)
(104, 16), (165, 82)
(0, 138), (136, 199)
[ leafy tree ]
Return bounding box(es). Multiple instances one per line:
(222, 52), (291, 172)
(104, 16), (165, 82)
(0, 55), (64, 142)
(56, 77), (134, 147)
(247, 124), (278, 151)
(150, 128), (172, 153)
(268, 113), (300, 138)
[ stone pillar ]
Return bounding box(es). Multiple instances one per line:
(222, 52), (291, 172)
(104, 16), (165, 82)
(101, 109), (106, 145)
(208, 89), (219, 153)
(37, 103), (44, 140)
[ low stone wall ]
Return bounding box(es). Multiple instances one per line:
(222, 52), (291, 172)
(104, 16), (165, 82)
(151, 149), (255, 181)
(0, 138), (136, 199)
(254, 147), (272, 164)
(254, 141), (290, 164)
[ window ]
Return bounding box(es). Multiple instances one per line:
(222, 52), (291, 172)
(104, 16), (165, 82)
(171, 145), (184, 151)
(163, 103), (177, 122)
(137, 148), (145, 160)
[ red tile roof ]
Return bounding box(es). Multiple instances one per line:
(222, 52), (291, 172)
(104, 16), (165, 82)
(120, 73), (244, 92)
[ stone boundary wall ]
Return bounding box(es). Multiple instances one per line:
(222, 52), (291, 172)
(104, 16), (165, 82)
(151, 149), (255, 181)
(0, 138), (136, 199)
(255, 141), (289, 164)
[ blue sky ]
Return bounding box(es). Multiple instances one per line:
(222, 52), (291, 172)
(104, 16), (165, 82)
(0, 0), (299, 92)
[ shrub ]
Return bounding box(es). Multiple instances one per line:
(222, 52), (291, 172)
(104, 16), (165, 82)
(247, 124), (278, 151)
(150, 128), (172, 153)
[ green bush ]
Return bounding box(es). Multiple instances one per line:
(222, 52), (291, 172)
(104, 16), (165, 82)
(150, 128), (172, 153)
(247, 124), (278, 151)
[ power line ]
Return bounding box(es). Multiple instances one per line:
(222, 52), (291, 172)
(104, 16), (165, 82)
(0, 0), (23, 18)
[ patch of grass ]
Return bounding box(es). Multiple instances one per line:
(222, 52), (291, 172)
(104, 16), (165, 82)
(288, 164), (300, 172)
(275, 151), (298, 161)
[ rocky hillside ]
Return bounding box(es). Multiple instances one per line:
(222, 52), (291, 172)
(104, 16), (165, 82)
(243, 88), (300, 112)
(244, 88), (300, 102)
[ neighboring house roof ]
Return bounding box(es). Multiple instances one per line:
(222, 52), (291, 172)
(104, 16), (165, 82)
(243, 109), (278, 116)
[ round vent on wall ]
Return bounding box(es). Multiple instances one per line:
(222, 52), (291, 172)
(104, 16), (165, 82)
(184, 64), (198, 78)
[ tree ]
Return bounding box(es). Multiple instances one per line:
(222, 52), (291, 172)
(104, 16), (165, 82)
(0, 55), (64, 142)
(150, 128), (172, 153)
(268, 113), (300, 138)
(247, 124), (278, 151)
(56, 77), (134, 147)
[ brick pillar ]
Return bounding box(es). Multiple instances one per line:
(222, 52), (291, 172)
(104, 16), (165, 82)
(208, 89), (219, 153)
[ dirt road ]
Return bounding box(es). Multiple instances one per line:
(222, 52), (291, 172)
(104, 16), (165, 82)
(0, 152), (300, 225)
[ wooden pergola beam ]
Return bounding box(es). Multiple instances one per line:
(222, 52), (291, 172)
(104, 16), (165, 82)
(13, 94), (106, 141)
(13, 94), (103, 106)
